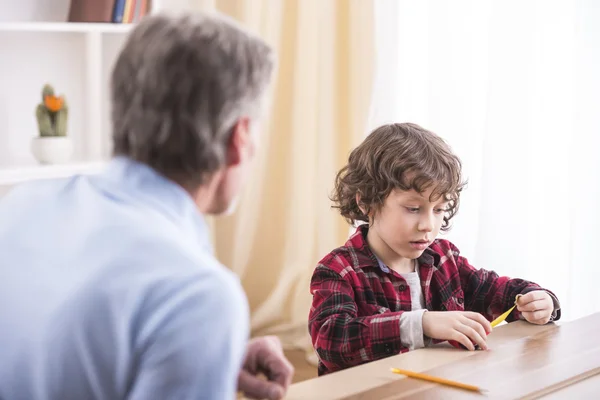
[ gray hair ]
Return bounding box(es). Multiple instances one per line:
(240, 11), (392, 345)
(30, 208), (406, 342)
(110, 11), (275, 187)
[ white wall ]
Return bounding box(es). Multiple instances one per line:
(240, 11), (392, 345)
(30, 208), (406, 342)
(370, 0), (600, 321)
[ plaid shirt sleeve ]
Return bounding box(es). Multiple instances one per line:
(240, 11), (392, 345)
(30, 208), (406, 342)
(308, 257), (408, 373)
(453, 243), (562, 323)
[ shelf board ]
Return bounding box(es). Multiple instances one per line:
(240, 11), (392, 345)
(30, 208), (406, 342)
(0, 161), (107, 186)
(0, 22), (134, 34)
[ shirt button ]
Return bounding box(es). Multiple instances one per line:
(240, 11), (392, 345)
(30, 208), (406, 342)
(385, 344), (392, 354)
(457, 298), (464, 304)
(398, 284), (407, 292)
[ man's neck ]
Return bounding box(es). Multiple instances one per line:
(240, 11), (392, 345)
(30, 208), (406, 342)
(185, 171), (223, 214)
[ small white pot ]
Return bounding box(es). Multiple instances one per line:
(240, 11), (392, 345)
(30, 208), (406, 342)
(31, 136), (74, 164)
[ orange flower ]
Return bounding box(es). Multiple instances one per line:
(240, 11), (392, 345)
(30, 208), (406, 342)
(44, 95), (63, 112)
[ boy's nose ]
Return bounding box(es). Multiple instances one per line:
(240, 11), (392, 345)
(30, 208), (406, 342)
(418, 215), (434, 232)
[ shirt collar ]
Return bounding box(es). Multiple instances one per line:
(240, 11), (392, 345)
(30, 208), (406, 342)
(95, 156), (212, 253)
(374, 255), (391, 273)
(349, 224), (440, 271)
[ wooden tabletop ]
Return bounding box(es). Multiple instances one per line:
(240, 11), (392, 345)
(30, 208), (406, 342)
(286, 313), (600, 399)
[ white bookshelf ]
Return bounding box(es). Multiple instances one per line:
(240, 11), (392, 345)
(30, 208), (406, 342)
(0, 22), (134, 33)
(0, 162), (107, 186)
(0, 0), (173, 189)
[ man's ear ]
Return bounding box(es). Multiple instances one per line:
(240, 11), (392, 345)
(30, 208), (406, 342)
(226, 117), (251, 167)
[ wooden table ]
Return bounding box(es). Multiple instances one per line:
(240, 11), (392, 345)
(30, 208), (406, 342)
(286, 313), (600, 399)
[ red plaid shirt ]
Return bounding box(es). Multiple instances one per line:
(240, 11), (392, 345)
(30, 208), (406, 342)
(308, 224), (561, 375)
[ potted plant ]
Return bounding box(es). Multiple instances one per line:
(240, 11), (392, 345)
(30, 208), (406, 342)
(32, 84), (73, 164)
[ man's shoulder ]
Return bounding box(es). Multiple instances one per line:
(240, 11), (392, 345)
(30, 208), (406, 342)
(47, 243), (248, 397)
(99, 227), (239, 299)
(80, 239), (247, 340)
(0, 177), (68, 207)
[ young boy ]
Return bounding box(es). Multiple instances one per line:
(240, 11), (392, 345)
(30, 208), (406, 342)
(308, 123), (561, 376)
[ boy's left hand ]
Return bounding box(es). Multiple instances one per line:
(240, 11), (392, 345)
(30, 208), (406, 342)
(516, 290), (554, 325)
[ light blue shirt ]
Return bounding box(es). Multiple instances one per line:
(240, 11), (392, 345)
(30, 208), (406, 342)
(0, 157), (249, 400)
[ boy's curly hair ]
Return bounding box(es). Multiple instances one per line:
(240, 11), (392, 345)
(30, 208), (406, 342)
(331, 123), (466, 231)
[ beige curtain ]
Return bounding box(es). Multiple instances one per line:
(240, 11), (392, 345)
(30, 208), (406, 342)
(192, 0), (375, 360)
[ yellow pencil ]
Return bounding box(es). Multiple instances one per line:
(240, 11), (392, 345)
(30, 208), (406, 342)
(390, 368), (486, 393)
(490, 294), (523, 328)
(490, 304), (517, 327)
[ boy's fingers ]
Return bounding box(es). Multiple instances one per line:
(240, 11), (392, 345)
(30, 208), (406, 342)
(517, 299), (546, 312)
(518, 291), (547, 305)
(530, 318), (549, 325)
(462, 318), (488, 348)
(453, 332), (475, 351)
(464, 312), (492, 334)
(522, 310), (549, 321)
(460, 324), (488, 350)
(523, 314), (550, 325)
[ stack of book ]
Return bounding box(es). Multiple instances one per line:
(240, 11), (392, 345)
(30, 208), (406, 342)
(68, 0), (151, 24)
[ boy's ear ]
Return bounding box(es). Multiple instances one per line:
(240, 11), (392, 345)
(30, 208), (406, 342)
(356, 193), (367, 215)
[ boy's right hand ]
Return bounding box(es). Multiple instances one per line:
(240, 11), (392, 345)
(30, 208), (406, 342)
(422, 311), (492, 351)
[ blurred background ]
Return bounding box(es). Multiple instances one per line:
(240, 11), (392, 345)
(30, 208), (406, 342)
(1, 0), (599, 382)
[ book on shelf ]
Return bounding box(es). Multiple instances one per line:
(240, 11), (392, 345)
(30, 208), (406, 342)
(68, 0), (151, 24)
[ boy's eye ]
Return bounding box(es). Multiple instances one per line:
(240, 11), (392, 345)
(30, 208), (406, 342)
(434, 208), (446, 214)
(405, 207), (420, 213)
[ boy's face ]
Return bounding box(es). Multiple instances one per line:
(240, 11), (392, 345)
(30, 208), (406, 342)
(369, 187), (449, 260)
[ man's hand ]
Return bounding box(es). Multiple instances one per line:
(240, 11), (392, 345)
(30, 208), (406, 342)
(422, 311), (492, 351)
(516, 290), (554, 325)
(238, 336), (295, 400)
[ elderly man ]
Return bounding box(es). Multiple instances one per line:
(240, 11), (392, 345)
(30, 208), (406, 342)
(0, 11), (293, 400)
